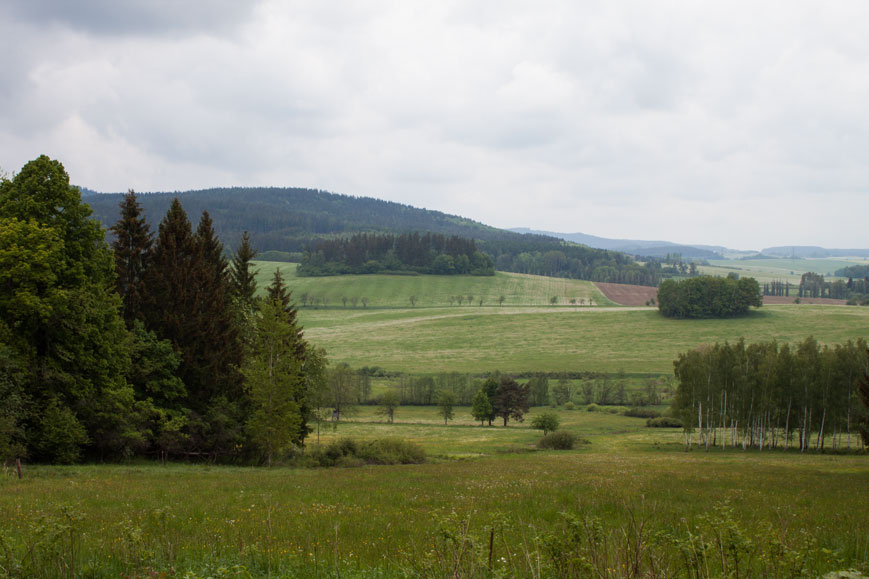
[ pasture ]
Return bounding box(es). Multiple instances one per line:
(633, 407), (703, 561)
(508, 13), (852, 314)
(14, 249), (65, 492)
(701, 256), (865, 284)
(2, 410), (867, 577)
(299, 304), (869, 374)
(253, 261), (869, 375)
(253, 262), (616, 308)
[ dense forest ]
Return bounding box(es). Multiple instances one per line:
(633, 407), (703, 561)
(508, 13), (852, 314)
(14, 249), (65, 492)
(297, 232), (495, 276)
(657, 275), (763, 318)
(672, 338), (869, 450)
(84, 187), (661, 286)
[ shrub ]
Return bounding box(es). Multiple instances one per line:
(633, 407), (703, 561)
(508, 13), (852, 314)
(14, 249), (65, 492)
(358, 438), (426, 465)
(563, 401), (576, 411)
(307, 437), (426, 467)
(624, 408), (661, 419)
(585, 403), (599, 412)
(647, 417), (683, 428)
(537, 431), (578, 450)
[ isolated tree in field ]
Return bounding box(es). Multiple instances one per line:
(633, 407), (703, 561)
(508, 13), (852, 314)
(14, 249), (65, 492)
(342, 296), (348, 308)
(467, 294), (473, 305)
(531, 412), (560, 435)
(409, 295), (417, 307)
(550, 296), (558, 305)
(378, 390), (400, 423)
(449, 295), (456, 306)
(493, 376), (530, 426)
(111, 190), (153, 327)
(243, 299), (304, 467)
(471, 388), (493, 425)
(498, 295), (505, 306)
(361, 297), (369, 308)
(457, 295), (464, 305)
(437, 390), (457, 425)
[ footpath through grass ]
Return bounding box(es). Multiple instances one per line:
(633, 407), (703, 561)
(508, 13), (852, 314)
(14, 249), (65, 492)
(2, 414), (867, 578)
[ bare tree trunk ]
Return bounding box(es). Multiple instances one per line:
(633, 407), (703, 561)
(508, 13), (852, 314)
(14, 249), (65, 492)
(816, 408), (826, 451)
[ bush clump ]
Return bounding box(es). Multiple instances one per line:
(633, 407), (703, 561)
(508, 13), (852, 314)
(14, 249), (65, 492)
(563, 401), (576, 411)
(624, 407), (661, 419)
(308, 437), (426, 467)
(585, 403), (600, 412)
(646, 417), (683, 428)
(537, 431), (579, 450)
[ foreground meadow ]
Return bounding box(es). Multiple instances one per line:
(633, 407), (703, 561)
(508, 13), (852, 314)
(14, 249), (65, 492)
(2, 411), (867, 578)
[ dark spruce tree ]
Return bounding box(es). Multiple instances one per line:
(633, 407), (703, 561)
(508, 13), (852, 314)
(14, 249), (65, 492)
(230, 231), (258, 310)
(111, 190), (153, 327)
(142, 200), (246, 458)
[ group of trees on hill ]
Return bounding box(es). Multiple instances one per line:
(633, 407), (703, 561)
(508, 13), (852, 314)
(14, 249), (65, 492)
(297, 232), (494, 276)
(0, 156), (325, 465)
(672, 338), (869, 450)
(657, 275), (762, 318)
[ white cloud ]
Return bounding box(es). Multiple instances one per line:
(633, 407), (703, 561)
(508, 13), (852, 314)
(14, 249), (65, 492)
(2, 0), (868, 249)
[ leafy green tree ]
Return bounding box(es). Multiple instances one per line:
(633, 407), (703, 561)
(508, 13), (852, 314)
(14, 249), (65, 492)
(327, 363), (358, 422)
(493, 376), (530, 426)
(303, 345), (330, 444)
(531, 412), (560, 436)
(378, 390), (400, 423)
(437, 390), (456, 425)
(111, 190), (153, 327)
(0, 156), (134, 462)
(471, 388), (493, 426)
(859, 348), (869, 447)
(243, 299), (305, 466)
(528, 376), (550, 406)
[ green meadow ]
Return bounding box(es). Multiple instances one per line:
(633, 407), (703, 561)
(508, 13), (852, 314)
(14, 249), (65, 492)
(254, 261), (869, 375)
(3, 411), (867, 577)
(253, 262), (616, 308)
(701, 256), (867, 284)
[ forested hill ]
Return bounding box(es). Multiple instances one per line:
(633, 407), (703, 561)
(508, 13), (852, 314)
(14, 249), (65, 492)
(85, 186), (661, 285)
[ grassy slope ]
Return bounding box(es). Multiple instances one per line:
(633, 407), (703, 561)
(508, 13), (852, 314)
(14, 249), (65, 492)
(251, 261), (869, 375)
(299, 305), (869, 374)
(253, 261), (615, 308)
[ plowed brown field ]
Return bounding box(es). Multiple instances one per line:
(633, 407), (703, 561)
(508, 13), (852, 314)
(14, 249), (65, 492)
(594, 282), (658, 306)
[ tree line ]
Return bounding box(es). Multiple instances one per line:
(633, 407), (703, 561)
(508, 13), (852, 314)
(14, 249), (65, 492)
(657, 275), (763, 318)
(297, 232), (495, 276)
(0, 156), (330, 465)
(672, 338), (869, 451)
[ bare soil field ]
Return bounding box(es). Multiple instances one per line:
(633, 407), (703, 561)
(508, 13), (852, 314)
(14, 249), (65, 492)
(762, 296), (848, 305)
(594, 282), (658, 306)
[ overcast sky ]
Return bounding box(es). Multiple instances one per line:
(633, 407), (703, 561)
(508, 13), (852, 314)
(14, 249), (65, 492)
(2, 1), (868, 250)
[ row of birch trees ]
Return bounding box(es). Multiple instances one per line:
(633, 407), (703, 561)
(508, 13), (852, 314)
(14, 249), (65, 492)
(672, 337), (869, 451)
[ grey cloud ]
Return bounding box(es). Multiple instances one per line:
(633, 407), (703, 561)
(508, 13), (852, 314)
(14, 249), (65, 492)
(2, 0), (259, 37)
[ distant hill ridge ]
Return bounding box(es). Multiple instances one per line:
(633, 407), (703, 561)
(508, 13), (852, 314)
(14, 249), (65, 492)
(83, 186), (662, 286)
(509, 228), (724, 259)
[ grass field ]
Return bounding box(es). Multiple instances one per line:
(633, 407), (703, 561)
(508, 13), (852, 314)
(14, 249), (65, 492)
(253, 262), (616, 308)
(3, 411), (867, 577)
(701, 256), (867, 284)
(251, 261), (869, 375)
(298, 305), (869, 374)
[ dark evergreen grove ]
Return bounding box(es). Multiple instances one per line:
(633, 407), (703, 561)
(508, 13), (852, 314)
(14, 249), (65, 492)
(657, 275), (762, 318)
(297, 232), (495, 276)
(672, 338), (869, 451)
(0, 157), (319, 465)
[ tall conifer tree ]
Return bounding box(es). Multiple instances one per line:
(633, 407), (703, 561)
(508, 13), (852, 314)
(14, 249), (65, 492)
(111, 190), (153, 327)
(230, 231), (258, 310)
